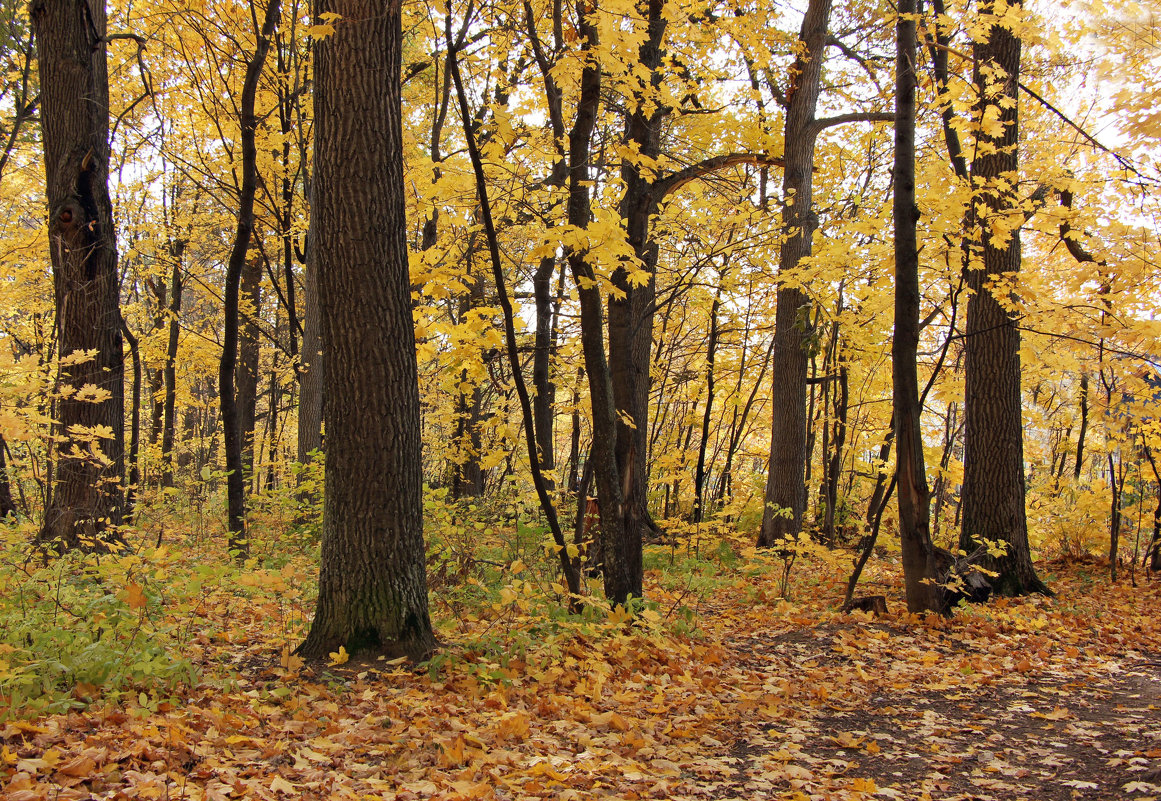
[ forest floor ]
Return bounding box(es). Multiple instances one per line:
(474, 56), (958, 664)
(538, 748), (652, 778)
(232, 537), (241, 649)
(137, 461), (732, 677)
(2, 538), (1160, 801)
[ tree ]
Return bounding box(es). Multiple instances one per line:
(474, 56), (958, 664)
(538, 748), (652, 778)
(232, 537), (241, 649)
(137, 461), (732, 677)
(297, 0), (436, 661)
(893, 0), (942, 613)
(32, 0), (125, 549)
(218, 0), (280, 557)
(958, 0), (1051, 596)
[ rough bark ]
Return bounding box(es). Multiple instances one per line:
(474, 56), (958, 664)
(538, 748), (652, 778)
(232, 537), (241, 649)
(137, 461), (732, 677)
(959, 0), (1051, 596)
(33, 0), (126, 549)
(759, 0), (831, 548)
(297, 0), (436, 661)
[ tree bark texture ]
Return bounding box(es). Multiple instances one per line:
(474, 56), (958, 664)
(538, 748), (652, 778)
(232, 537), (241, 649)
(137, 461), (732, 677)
(759, 0), (831, 547)
(959, 0), (1050, 596)
(33, 0), (126, 549)
(297, 0), (436, 661)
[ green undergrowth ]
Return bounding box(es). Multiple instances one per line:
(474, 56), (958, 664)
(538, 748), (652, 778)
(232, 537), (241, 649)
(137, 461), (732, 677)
(0, 486), (847, 719)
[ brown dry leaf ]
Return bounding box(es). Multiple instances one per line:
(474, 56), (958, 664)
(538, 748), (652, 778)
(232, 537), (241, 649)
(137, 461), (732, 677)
(591, 710), (631, 731)
(269, 776), (297, 794)
(493, 710), (530, 741)
(54, 754), (95, 778)
(439, 734), (467, 767)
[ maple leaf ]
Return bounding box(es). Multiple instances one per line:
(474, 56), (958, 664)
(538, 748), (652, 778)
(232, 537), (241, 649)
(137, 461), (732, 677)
(328, 645), (349, 666)
(125, 582), (146, 610)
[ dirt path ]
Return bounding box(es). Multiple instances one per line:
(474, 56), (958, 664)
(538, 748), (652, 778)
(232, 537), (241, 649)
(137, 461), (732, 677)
(705, 620), (1161, 800)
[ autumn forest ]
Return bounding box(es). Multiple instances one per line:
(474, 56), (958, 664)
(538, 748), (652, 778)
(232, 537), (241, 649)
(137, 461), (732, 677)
(1, 0), (1160, 797)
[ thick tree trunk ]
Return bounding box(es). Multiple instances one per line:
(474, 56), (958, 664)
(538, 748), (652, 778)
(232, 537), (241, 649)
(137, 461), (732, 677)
(1108, 450), (1121, 581)
(297, 0), (436, 661)
(33, 0), (126, 549)
(893, 0), (943, 614)
(759, 0), (831, 547)
(959, 0), (1050, 596)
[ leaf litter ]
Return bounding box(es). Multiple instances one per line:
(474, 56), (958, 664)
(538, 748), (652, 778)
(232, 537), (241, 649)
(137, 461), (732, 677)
(2, 549), (1159, 801)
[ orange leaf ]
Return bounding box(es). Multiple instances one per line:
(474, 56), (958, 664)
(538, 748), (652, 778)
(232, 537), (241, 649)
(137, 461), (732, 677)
(125, 582), (146, 610)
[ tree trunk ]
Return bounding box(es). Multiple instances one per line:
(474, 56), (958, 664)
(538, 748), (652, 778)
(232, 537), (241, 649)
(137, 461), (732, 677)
(1143, 446), (1161, 572)
(238, 256), (263, 478)
(959, 0), (1050, 596)
(692, 281), (722, 523)
(161, 254), (184, 488)
(532, 254), (559, 487)
(893, 0), (943, 613)
(147, 276), (167, 448)
(1074, 372), (1089, 479)
(564, 5), (641, 607)
(1108, 450), (1121, 581)
(759, 0), (831, 548)
(297, 235), (324, 466)
(0, 435), (16, 518)
(220, 0), (279, 556)
(608, 0), (667, 545)
(33, 0), (126, 549)
(297, 0), (436, 661)
(122, 320), (142, 522)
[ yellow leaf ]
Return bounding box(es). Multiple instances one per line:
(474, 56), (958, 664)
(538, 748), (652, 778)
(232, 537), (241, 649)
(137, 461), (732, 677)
(280, 646), (305, 673)
(494, 710), (530, 741)
(270, 776), (297, 794)
(328, 645), (349, 666)
(125, 582), (146, 610)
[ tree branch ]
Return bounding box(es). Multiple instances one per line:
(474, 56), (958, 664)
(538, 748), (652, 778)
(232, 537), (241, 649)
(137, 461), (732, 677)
(655, 152), (784, 200)
(806, 111), (893, 141)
